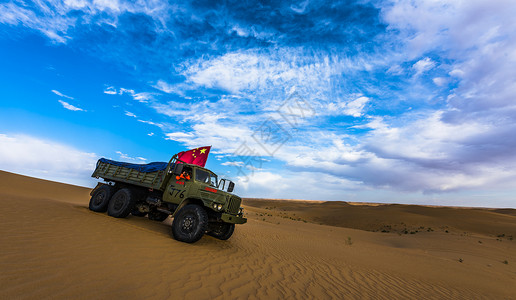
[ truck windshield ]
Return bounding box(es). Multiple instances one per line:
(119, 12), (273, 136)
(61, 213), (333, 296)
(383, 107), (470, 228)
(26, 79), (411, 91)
(195, 169), (218, 187)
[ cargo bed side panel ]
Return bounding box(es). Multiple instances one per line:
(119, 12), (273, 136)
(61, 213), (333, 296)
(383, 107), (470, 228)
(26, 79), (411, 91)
(92, 161), (166, 190)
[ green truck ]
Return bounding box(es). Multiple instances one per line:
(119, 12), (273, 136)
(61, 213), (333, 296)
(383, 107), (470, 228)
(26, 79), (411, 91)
(88, 155), (246, 243)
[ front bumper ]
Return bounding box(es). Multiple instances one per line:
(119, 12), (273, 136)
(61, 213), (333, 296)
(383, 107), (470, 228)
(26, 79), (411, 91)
(221, 213), (247, 224)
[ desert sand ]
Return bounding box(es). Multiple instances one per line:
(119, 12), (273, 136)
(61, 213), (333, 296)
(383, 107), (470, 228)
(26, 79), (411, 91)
(1, 170), (515, 299)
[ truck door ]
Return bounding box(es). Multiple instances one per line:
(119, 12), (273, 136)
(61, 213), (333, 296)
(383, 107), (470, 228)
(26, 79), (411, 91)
(166, 167), (191, 204)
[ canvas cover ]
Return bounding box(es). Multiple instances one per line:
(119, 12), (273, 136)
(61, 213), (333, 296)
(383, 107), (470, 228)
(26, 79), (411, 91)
(98, 158), (168, 173)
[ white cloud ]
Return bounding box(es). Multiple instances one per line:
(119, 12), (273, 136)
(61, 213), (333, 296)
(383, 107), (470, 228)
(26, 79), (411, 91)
(64, 0), (88, 10)
(432, 77), (448, 86)
(279, 110), (516, 194)
(104, 86), (155, 102)
(58, 100), (85, 111)
(221, 161), (244, 167)
(290, 0), (310, 14)
(165, 132), (195, 143)
(381, 0), (516, 59)
(412, 57), (435, 76)
(103, 86), (117, 94)
(119, 88), (135, 95)
(51, 89), (73, 99)
(386, 64), (404, 75)
(91, 0), (122, 12)
(132, 92), (153, 103)
(245, 165), (262, 171)
(115, 151), (147, 163)
(153, 80), (182, 95)
(175, 49), (375, 99)
(0, 134), (98, 186)
(125, 111), (137, 118)
(236, 171), (287, 194)
(0, 2), (71, 43)
(234, 170), (361, 200)
(334, 0), (516, 196)
(229, 25), (249, 37)
(0, 0), (171, 43)
(449, 69), (464, 78)
(343, 96), (369, 117)
(322, 96), (370, 117)
(152, 96), (250, 122)
(163, 114), (270, 158)
(382, 0), (516, 120)
(362, 111), (490, 162)
(137, 119), (164, 129)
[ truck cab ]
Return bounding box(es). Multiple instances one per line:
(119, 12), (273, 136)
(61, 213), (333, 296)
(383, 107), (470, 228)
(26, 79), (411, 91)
(164, 164), (245, 224)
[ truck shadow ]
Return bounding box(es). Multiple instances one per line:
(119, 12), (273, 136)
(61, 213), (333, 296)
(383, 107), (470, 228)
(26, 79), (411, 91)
(76, 205), (235, 247)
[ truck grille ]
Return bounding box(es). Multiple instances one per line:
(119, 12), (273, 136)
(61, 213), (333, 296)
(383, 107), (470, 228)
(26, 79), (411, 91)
(226, 196), (241, 214)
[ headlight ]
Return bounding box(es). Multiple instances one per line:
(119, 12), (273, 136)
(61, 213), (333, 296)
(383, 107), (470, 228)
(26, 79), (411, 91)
(217, 204), (223, 210)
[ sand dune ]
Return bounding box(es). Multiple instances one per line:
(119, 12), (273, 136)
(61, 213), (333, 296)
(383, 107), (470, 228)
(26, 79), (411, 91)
(1, 170), (515, 299)
(243, 198), (516, 237)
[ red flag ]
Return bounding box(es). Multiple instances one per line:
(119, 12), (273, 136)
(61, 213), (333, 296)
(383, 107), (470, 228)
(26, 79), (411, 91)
(176, 146), (211, 167)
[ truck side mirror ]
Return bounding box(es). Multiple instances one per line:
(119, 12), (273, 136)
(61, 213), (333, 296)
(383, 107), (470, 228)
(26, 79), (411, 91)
(173, 163), (184, 175)
(228, 181), (235, 193)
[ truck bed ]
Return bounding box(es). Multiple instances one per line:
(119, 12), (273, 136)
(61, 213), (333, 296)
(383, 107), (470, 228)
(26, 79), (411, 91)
(91, 158), (171, 190)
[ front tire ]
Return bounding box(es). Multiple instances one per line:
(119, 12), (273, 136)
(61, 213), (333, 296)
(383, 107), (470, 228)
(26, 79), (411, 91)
(207, 223), (235, 240)
(171, 204), (208, 243)
(89, 185), (114, 212)
(107, 188), (135, 218)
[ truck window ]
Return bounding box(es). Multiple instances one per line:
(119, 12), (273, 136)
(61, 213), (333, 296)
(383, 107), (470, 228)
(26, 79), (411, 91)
(209, 173), (218, 187)
(195, 169), (218, 187)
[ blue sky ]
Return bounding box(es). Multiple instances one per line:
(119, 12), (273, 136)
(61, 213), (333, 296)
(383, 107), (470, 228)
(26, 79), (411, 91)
(1, 0), (516, 207)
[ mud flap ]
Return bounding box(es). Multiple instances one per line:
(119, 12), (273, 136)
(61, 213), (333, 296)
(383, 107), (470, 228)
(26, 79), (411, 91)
(89, 182), (105, 196)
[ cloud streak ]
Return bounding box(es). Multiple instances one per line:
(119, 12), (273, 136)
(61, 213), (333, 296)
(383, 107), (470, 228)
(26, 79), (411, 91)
(51, 89), (74, 99)
(58, 100), (85, 112)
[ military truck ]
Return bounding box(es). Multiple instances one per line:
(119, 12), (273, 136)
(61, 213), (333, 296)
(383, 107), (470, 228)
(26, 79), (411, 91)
(89, 155), (246, 243)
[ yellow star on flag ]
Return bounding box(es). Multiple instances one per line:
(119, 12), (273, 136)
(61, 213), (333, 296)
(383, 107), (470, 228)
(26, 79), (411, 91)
(200, 148), (206, 154)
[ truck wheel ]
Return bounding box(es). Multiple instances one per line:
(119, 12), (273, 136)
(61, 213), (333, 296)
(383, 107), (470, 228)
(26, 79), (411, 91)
(171, 204), (208, 243)
(148, 210), (168, 222)
(89, 185), (114, 212)
(107, 188), (135, 218)
(207, 223), (235, 240)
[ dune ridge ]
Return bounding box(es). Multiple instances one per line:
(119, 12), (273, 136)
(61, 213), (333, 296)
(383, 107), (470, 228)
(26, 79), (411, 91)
(243, 198), (516, 238)
(1, 170), (515, 299)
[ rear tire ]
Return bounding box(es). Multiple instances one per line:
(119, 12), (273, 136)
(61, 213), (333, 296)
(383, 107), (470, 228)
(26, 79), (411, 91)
(171, 204), (208, 243)
(207, 223), (235, 240)
(107, 188), (135, 218)
(89, 185), (114, 212)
